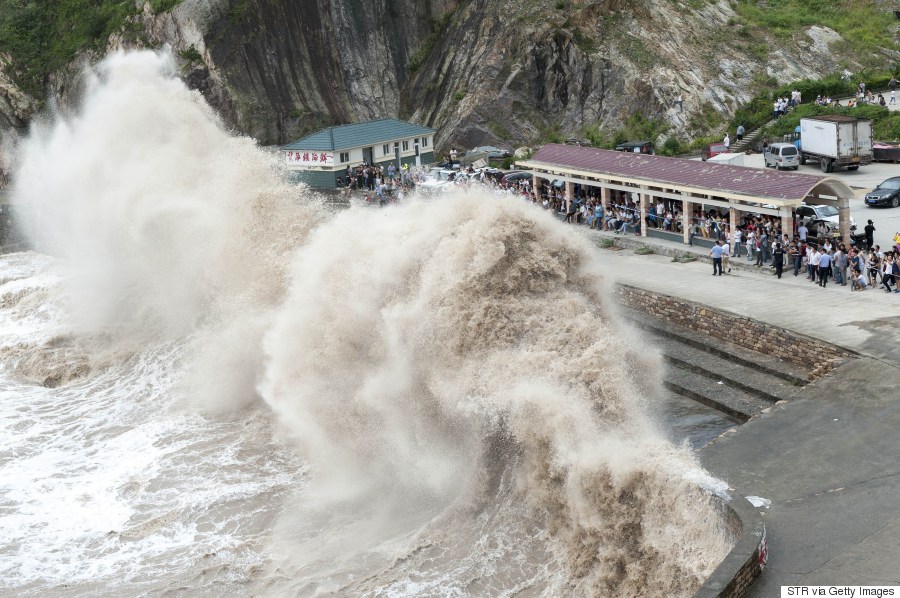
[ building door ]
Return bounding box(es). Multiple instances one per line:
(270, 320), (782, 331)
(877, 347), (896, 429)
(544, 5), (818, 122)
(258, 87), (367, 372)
(363, 147), (373, 165)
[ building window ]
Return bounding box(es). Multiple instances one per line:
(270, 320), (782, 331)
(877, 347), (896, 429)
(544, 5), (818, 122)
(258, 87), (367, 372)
(339, 152), (349, 163)
(422, 137), (428, 148)
(382, 144), (390, 155)
(402, 140), (409, 151)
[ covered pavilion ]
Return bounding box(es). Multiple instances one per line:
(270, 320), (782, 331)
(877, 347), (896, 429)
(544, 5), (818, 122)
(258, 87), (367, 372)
(518, 144), (855, 243)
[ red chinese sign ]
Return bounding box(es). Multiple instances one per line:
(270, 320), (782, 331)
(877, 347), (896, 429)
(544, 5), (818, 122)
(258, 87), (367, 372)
(285, 150), (334, 167)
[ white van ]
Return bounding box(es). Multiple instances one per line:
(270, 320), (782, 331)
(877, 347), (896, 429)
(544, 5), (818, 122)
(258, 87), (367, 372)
(764, 143), (800, 170)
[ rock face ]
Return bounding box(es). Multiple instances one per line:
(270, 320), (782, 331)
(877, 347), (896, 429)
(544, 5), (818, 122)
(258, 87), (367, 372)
(0, 53), (38, 185)
(135, 0), (438, 145)
(0, 0), (896, 157)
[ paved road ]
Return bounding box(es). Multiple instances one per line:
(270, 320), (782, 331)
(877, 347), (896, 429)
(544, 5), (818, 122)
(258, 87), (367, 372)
(586, 232), (900, 593)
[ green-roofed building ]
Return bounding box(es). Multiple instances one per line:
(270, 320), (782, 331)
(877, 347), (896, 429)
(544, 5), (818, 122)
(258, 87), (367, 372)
(281, 119), (437, 188)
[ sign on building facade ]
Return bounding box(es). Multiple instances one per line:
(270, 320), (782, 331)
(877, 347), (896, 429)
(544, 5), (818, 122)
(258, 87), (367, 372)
(285, 151), (334, 168)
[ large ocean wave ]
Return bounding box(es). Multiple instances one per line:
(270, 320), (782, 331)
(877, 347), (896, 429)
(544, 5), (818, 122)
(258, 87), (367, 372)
(0, 50), (731, 597)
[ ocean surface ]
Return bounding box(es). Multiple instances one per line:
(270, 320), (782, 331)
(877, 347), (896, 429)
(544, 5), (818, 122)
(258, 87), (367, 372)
(0, 50), (735, 597)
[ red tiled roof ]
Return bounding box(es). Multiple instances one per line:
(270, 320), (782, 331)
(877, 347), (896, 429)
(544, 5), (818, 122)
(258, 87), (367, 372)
(527, 144), (836, 202)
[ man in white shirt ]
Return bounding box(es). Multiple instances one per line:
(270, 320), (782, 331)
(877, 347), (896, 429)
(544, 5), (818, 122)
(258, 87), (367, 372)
(798, 223), (808, 242)
(809, 247), (821, 282)
(721, 240), (732, 273)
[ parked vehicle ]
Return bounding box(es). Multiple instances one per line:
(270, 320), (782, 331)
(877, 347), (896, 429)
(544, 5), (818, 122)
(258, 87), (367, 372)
(873, 142), (900, 163)
(615, 141), (655, 154)
(763, 142), (800, 170)
(700, 143), (729, 161)
(787, 115), (873, 173)
(864, 176), (900, 208)
(707, 152), (745, 166)
(479, 167), (506, 182)
(806, 219), (866, 247)
(797, 203), (856, 229)
(470, 146), (512, 159)
(499, 170), (534, 186)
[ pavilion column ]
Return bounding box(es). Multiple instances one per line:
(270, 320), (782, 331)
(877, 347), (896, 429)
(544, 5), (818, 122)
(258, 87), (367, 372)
(639, 187), (649, 237)
(532, 175), (541, 201)
(601, 186), (611, 211)
(838, 196), (851, 244)
(565, 181), (574, 213)
(683, 199), (693, 244)
(729, 206), (740, 243)
(781, 207), (794, 241)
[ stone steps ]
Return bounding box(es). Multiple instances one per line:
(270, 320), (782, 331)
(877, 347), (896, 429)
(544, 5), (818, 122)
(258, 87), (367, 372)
(657, 335), (802, 404)
(623, 308), (810, 386)
(621, 307), (813, 421)
(663, 366), (770, 422)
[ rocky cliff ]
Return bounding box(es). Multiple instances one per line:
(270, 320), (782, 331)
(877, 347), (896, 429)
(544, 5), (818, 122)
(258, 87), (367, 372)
(0, 0), (897, 163)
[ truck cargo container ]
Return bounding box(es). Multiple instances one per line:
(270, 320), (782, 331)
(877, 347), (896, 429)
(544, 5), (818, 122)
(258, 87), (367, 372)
(787, 115), (872, 173)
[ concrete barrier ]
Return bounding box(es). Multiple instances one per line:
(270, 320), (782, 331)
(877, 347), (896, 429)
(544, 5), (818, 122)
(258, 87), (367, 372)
(694, 495), (767, 598)
(615, 284), (855, 379)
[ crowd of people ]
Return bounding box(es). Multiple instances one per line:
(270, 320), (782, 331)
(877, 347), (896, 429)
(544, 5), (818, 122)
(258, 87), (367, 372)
(341, 162), (420, 193)
(709, 235), (900, 293)
(336, 158), (899, 296)
(500, 175), (900, 295)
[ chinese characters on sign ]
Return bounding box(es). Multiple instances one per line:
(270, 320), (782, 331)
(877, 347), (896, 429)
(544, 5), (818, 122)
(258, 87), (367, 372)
(285, 151), (334, 167)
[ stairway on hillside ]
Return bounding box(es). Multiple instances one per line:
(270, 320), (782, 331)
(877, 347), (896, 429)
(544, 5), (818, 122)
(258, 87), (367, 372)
(729, 125), (764, 154)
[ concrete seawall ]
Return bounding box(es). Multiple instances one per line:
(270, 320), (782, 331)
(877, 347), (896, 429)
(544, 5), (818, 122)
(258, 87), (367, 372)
(694, 496), (767, 598)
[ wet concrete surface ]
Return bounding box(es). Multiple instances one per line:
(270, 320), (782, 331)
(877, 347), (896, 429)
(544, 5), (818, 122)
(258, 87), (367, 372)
(590, 237), (900, 592)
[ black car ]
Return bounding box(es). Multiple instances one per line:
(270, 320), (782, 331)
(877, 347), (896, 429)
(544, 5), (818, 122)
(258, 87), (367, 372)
(864, 177), (900, 208)
(615, 141), (655, 155)
(499, 170), (534, 186)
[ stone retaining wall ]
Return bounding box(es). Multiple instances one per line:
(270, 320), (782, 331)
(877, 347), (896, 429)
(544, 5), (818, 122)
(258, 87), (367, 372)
(693, 496), (768, 598)
(616, 285), (855, 379)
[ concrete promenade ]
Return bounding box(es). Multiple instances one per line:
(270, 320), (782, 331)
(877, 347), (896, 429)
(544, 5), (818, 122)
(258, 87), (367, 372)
(586, 227), (900, 593)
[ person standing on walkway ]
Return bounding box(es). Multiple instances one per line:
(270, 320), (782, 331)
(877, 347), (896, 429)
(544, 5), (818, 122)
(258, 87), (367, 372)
(881, 254), (895, 292)
(722, 240), (731, 273)
(833, 247), (847, 286)
(790, 242), (802, 276)
(756, 231), (768, 266)
(710, 241), (724, 276)
(773, 243), (786, 279)
(723, 133), (731, 151)
(736, 125), (745, 143)
(808, 245), (820, 281)
(818, 249), (832, 287)
(732, 227), (742, 257)
(867, 249), (881, 286)
(865, 219), (876, 250)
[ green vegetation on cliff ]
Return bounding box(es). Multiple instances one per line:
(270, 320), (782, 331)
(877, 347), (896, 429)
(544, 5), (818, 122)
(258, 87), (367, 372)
(0, 0), (183, 98)
(735, 0), (897, 64)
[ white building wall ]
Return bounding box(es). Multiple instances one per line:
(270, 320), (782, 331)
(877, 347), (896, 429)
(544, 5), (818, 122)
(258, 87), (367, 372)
(285, 132), (435, 171)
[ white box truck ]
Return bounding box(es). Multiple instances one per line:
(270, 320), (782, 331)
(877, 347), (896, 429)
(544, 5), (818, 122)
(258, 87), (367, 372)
(793, 115), (872, 173)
